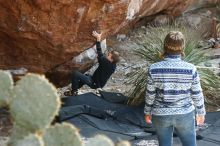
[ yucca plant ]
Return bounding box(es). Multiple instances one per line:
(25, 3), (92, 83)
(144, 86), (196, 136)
(126, 24), (220, 107)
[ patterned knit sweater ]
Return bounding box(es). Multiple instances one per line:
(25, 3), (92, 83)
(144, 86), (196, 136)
(144, 55), (206, 116)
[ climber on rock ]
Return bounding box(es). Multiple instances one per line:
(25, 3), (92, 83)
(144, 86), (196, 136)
(64, 31), (120, 96)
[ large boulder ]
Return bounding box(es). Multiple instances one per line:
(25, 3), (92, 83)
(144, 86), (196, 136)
(0, 0), (219, 87)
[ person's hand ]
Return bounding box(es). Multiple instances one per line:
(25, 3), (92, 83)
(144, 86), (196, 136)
(145, 115), (152, 124)
(92, 31), (102, 41)
(196, 115), (205, 126)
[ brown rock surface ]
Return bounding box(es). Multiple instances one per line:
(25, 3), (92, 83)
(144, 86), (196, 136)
(0, 0), (219, 87)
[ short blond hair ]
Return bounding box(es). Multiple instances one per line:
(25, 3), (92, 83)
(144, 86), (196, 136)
(163, 31), (185, 56)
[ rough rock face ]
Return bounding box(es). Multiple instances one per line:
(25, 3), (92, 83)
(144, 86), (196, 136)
(0, 0), (219, 87)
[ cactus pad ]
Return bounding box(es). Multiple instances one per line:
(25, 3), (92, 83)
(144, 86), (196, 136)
(43, 123), (82, 146)
(14, 134), (44, 146)
(0, 70), (13, 107)
(10, 73), (61, 132)
(8, 124), (31, 146)
(116, 141), (131, 146)
(86, 135), (114, 146)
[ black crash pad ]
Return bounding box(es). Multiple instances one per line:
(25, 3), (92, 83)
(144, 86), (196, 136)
(59, 93), (220, 146)
(99, 90), (129, 104)
(61, 93), (149, 128)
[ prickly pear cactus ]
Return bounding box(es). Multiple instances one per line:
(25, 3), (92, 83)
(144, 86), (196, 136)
(14, 134), (44, 146)
(0, 70), (13, 107)
(8, 124), (34, 146)
(86, 135), (114, 146)
(116, 141), (131, 146)
(10, 73), (61, 133)
(0, 72), (130, 146)
(43, 123), (82, 146)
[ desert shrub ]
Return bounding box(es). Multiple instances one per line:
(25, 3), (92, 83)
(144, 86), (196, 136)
(126, 24), (220, 107)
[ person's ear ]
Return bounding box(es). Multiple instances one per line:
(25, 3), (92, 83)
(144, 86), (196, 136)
(181, 51), (185, 57)
(159, 52), (165, 59)
(109, 53), (113, 62)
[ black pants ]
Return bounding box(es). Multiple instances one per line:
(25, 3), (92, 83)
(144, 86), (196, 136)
(71, 71), (97, 92)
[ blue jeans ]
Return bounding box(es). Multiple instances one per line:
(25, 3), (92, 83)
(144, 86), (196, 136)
(152, 111), (196, 146)
(71, 71), (97, 92)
